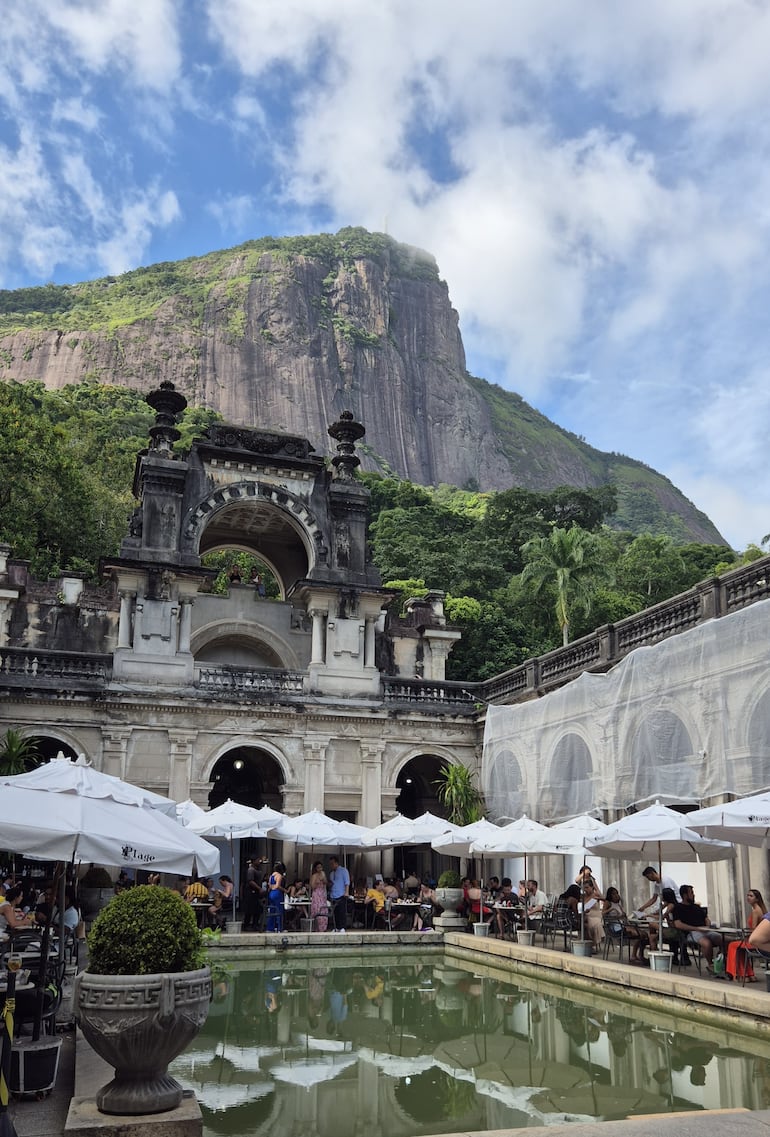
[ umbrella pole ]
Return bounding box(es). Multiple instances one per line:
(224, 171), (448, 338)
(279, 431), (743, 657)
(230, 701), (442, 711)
(230, 834), (237, 924)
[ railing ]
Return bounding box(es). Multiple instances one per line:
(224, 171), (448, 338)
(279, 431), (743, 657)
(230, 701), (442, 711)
(382, 677), (479, 711)
(481, 554), (770, 705)
(196, 665), (305, 697)
(0, 648), (112, 685)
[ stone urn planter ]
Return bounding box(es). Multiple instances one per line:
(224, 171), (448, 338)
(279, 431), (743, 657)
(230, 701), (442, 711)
(434, 887), (463, 914)
(75, 967), (212, 1113)
(75, 884), (213, 1115)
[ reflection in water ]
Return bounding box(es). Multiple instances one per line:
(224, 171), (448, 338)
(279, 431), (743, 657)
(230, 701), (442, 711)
(171, 957), (770, 1136)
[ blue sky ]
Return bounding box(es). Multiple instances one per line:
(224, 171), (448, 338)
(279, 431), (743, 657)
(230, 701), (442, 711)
(2, 1), (770, 549)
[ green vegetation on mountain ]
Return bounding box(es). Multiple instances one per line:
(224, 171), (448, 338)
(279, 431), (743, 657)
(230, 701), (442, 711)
(0, 228), (437, 337)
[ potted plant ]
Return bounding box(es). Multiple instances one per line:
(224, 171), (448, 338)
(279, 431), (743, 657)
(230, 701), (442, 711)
(74, 885), (212, 1115)
(435, 869), (464, 916)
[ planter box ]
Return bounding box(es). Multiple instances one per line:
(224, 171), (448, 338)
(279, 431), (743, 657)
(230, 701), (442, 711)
(571, 940), (593, 957)
(226, 921), (242, 934)
(10, 1037), (63, 1096)
(517, 930), (536, 947)
(649, 950), (673, 972)
(473, 922), (489, 937)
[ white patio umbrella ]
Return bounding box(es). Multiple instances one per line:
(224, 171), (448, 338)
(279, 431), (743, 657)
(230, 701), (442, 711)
(269, 1054), (357, 1089)
(585, 800), (734, 931)
(268, 809), (344, 847)
(0, 780), (219, 875)
(189, 799), (282, 920)
(687, 791), (770, 847)
(470, 816), (566, 929)
(364, 811), (458, 847)
(0, 752), (178, 816)
(176, 799), (207, 826)
(431, 818), (503, 888)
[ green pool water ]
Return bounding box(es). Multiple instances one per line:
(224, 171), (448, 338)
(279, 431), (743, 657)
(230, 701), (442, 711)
(170, 953), (770, 1134)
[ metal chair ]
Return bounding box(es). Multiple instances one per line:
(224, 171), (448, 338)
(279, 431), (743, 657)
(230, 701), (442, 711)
(602, 916), (631, 962)
(549, 902), (577, 951)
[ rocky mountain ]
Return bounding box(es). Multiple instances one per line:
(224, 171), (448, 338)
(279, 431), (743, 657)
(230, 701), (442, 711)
(0, 228), (723, 544)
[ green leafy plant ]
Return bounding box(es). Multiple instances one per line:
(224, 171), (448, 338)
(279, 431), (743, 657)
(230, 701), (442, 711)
(0, 729), (41, 776)
(87, 885), (204, 975)
(437, 869), (461, 889)
(434, 762), (484, 825)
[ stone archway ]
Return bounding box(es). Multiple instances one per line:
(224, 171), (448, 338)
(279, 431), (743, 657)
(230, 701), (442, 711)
(35, 736), (77, 763)
(208, 745), (285, 812)
(395, 754), (448, 819)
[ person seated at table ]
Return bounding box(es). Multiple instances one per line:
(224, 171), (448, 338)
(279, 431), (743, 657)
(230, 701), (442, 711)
(487, 876), (501, 901)
(673, 884), (722, 970)
(34, 885), (55, 927)
(414, 881), (436, 930)
(0, 884), (34, 932)
(383, 878), (401, 901)
(526, 879), (549, 923)
(556, 884), (581, 928)
(208, 875), (234, 927)
(403, 870), (420, 897)
(184, 875), (209, 903)
(494, 878), (520, 937)
(466, 880), (494, 926)
(602, 886), (645, 960)
(726, 887), (766, 980)
(364, 880), (386, 928)
(284, 878), (310, 929)
(748, 906), (770, 959)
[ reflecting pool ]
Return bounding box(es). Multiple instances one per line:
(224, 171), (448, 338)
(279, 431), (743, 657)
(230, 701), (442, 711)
(171, 954), (770, 1135)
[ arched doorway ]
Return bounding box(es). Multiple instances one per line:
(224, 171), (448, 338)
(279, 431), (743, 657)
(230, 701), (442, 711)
(36, 736), (77, 763)
(395, 755), (446, 819)
(209, 746), (284, 811)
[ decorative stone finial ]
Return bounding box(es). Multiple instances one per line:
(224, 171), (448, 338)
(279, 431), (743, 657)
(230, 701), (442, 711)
(146, 381), (187, 454)
(328, 410), (365, 480)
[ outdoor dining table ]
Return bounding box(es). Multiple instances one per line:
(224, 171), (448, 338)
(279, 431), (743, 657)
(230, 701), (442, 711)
(494, 903), (523, 938)
(189, 899), (212, 927)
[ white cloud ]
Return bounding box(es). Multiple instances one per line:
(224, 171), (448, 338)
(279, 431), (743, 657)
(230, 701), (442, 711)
(207, 193), (259, 233)
(96, 187), (180, 275)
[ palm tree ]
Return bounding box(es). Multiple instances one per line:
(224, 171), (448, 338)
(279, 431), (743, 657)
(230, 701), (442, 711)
(520, 526), (613, 646)
(0, 728), (41, 775)
(434, 762), (484, 825)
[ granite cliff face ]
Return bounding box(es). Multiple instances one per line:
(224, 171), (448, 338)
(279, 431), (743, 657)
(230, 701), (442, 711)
(0, 228), (723, 543)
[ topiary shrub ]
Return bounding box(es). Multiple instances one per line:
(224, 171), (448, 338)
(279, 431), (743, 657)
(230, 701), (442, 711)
(437, 869), (462, 889)
(87, 885), (204, 975)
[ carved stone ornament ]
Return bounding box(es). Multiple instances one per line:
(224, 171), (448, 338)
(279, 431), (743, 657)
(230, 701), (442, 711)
(207, 424), (312, 459)
(74, 966), (212, 1114)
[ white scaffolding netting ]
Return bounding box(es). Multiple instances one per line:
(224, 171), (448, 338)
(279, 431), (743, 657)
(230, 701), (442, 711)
(481, 597), (770, 823)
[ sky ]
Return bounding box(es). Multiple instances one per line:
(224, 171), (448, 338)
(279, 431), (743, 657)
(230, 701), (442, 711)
(1, 1), (770, 550)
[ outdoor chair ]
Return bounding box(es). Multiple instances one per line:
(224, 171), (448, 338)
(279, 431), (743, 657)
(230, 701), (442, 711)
(676, 930), (702, 974)
(602, 916), (631, 962)
(742, 946), (770, 987)
(548, 902), (577, 951)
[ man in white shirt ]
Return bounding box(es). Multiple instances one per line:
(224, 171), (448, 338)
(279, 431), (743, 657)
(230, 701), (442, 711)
(638, 866), (680, 913)
(526, 879), (548, 915)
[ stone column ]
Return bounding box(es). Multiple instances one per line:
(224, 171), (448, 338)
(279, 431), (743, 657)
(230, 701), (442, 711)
(133, 599), (144, 644)
(117, 592), (134, 649)
(310, 609), (326, 664)
(364, 616), (376, 668)
(359, 742), (384, 828)
(101, 729), (131, 779)
(177, 598), (194, 653)
(168, 730), (197, 803)
(304, 739), (329, 812)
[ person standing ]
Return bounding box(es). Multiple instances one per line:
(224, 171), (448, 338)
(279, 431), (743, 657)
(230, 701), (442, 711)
(329, 855), (350, 932)
(309, 861), (329, 932)
(243, 856), (266, 931)
(266, 861), (287, 932)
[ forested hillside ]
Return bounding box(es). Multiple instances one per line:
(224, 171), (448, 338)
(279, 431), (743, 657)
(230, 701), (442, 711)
(0, 379), (752, 681)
